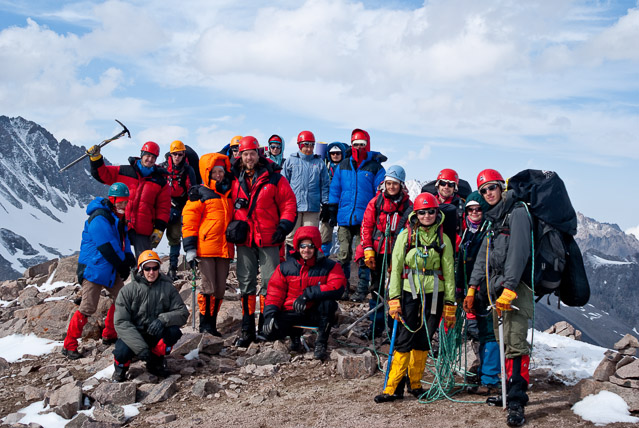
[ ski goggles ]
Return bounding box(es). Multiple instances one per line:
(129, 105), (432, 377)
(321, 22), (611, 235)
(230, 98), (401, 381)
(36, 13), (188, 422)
(480, 183), (500, 195)
(416, 208), (437, 216)
(299, 243), (316, 249)
(352, 142), (367, 148)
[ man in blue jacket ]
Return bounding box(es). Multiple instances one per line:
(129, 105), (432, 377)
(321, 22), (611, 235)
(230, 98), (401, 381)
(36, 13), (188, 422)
(62, 183), (137, 359)
(327, 129), (386, 300)
(282, 130), (330, 253)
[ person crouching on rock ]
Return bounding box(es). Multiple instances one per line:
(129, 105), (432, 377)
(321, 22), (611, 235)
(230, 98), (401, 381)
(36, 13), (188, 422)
(262, 226), (346, 360)
(112, 250), (189, 381)
(62, 182), (136, 360)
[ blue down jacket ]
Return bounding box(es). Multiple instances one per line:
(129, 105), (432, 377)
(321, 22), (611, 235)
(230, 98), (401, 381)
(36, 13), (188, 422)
(328, 151), (386, 226)
(282, 152), (330, 212)
(77, 197), (133, 288)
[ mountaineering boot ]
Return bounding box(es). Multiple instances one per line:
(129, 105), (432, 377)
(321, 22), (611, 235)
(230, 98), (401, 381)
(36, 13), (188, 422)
(407, 350), (429, 398)
(375, 351), (410, 403)
(290, 335), (302, 353)
(101, 304), (118, 345)
(210, 297), (223, 337)
(63, 310), (88, 359)
(486, 395), (503, 407)
(340, 262), (351, 300)
(168, 267), (178, 281)
(112, 362), (129, 382)
(236, 294), (256, 347)
(256, 313), (265, 341)
(314, 316), (333, 360)
(147, 355), (170, 378)
(352, 265), (370, 302)
(198, 294), (214, 334)
(507, 403), (526, 427)
(350, 290), (367, 303)
(169, 244), (180, 280)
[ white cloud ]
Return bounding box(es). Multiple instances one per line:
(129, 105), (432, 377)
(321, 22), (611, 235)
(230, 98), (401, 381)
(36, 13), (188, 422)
(626, 225), (639, 241)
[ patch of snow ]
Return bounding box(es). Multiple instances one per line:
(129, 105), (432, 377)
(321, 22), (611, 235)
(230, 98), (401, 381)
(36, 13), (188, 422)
(0, 334), (62, 362)
(12, 401), (69, 428)
(572, 390), (639, 426)
(529, 329), (606, 385)
(0, 298), (16, 307)
(123, 403), (141, 419)
(90, 363), (115, 380)
(588, 254), (633, 267)
(43, 296), (67, 302)
(185, 348), (199, 360)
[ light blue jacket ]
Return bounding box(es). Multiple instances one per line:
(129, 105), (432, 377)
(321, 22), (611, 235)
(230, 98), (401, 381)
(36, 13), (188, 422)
(282, 152), (330, 212)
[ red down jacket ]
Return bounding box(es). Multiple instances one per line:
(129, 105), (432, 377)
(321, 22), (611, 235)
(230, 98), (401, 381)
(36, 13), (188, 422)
(230, 156), (297, 247)
(91, 156), (171, 236)
(360, 190), (413, 255)
(264, 226), (346, 312)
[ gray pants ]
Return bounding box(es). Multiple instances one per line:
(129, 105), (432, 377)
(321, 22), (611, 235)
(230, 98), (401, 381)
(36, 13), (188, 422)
(319, 221), (333, 244)
(493, 282), (533, 359)
(337, 225), (361, 265)
(127, 230), (151, 260)
(199, 257), (230, 299)
(236, 245), (280, 296)
(286, 211), (320, 248)
(166, 221), (182, 247)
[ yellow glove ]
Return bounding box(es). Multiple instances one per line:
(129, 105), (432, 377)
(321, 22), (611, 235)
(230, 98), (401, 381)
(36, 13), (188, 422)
(388, 299), (401, 321)
(86, 145), (102, 161)
(495, 288), (518, 312)
(150, 229), (164, 248)
(364, 249), (376, 270)
(443, 303), (456, 329)
(463, 287), (476, 314)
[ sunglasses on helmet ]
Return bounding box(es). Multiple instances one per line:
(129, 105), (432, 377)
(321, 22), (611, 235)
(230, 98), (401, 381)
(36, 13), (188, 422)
(480, 184), (500, 195)
(416, 208), (437, 216)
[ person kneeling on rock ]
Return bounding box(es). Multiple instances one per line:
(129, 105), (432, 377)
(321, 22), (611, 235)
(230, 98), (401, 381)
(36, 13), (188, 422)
(262, 226), (346, 360)
(112, 250), (189, 381)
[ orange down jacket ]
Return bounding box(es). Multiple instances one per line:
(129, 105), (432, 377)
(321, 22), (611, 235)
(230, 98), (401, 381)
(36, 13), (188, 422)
(181, 153), (234, 259)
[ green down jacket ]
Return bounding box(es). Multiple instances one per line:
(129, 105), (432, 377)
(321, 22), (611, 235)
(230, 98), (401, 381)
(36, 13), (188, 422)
(389, 211), (455, 303)
(114, 272), (189, 354)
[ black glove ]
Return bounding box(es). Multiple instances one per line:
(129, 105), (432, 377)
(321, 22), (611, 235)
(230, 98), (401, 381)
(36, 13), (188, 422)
(124, 252), (136, 269)
(147, 319), (164, 337)
(271, 225), (287, 244)
(319, 204), (330, 222)
(327, 204), (338, 227)
(293, 294), (308, 314)
(117, 264), (130, 282)
(137, 348), (151, 361)
(263, 315), (277, 338)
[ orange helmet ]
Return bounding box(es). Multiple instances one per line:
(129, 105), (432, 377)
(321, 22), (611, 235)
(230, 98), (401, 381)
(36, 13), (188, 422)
(141, 141), (160, 157)
(477, 169), (505, 189)
(137, 250), (161, 269)
(413, 192), (440, 211)
(238, 136), (259, 152)
(230, 135), (242, 147)
(170, 140), (186, 153)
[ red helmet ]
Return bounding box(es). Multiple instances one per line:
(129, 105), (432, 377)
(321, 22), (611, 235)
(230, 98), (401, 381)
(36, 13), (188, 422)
(238, 136), (259, 153)
(437, 168), (459, 185)
(268, 134), (283, 144)
(351, 128), (370, 144)
(141, 141), (160, 157)
(413, 192), (440, 211)
(297, 131), (315, 144)
(477, 169), (505, 189)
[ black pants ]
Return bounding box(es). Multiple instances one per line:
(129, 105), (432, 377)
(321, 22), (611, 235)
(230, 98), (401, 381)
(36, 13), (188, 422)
(127, 229), (151, 260)
(269, 300), (338, 342)
(395, 290), (444, 353)
(113, 325), (182, 364)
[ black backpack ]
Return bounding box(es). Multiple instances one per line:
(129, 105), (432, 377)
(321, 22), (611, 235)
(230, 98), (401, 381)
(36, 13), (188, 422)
(507, 169), (590, 306)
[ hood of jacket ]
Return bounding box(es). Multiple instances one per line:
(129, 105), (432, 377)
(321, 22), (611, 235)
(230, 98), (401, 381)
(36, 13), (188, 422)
(200, 152), (232, 189)
(86, 197), (113, 216)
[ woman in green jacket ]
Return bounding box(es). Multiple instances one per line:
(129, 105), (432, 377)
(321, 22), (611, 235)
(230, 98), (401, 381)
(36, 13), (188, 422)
(375, 192), (457, 403)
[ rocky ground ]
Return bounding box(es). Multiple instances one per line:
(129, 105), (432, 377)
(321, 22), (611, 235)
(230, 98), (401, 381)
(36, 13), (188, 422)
(1, 255), (638, 427)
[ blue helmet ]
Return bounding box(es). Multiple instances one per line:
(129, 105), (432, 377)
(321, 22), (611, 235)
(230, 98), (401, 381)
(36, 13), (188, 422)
(108, 182), (130, 198)
(385, 165), (406, 183)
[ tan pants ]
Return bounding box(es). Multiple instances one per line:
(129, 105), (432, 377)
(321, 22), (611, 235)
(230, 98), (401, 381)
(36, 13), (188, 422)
(199, 257), (230, 299)
(286, 211), (320, 247)
(319, 221), (333, 244)
(78, 277), (124, 316)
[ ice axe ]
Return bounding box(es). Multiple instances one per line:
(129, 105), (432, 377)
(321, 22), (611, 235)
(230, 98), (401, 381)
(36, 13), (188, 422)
(59, 119), (130, 172)
(191, 266), (198, 330)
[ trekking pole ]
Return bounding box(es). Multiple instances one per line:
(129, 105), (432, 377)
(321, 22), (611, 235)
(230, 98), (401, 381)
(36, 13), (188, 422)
(191, 267), (197, 330)
(497, 310), (507, 409)
(59, 119), (130, 172)
(383, 318), (399, 390)
(338, 302), (384, 336)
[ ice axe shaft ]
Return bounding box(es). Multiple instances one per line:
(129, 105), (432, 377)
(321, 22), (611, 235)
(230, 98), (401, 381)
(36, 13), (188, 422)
(498, 312), (507, 409)
(338, 302), (384, 336)
(59, 119), (130, 172)
(191, 267), (197, 329)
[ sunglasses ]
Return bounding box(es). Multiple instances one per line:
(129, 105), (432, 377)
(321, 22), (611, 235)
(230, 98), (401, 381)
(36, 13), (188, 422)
(143, 265), (160, 272)
(467, 207), (482, 213)
(269, 144), (281, 150)
(301, 142), (315, 147)
(416, 208), (437, 216)
(439, 181), (456, 188)
(171, 152), (185, 157)
(330, 152), (342, 156)
(230, 146), (239, 152)
(299, 243), (315, 249)
(480, 184), (500, 195)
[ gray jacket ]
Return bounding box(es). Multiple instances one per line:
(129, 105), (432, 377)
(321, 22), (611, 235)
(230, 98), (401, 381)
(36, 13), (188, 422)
(282, 152), (330, 212)
(114, 272), (189, 354)
(469, 191), (532, 299)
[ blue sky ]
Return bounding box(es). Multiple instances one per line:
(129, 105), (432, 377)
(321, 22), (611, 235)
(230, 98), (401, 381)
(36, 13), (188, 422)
(1, 0), (638, 233)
